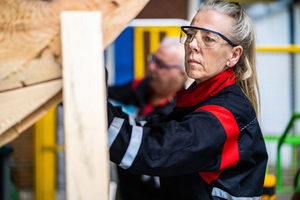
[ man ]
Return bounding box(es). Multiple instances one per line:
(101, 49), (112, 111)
(108, 36), (186, 200)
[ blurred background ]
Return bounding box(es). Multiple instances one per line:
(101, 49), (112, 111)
(2, 0), (299, 199)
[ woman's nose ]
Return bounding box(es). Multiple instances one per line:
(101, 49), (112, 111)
(189, 35), (200, 51)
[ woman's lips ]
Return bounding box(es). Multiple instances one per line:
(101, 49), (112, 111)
(188, 59), (200, 65)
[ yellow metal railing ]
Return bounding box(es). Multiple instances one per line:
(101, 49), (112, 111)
(255, 44), (300, 194)
(34, 107), (56, 200)
(134, 25), (300, 79)
(134, 26), (181, 79)
(256, 44), (300, 53)
(255, 44), (300, 141)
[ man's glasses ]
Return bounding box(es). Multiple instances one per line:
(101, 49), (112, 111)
(180, 26), (237, 49)
(148, 54), (181, 70)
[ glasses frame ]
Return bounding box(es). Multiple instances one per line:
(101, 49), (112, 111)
(148, 54), (182, 70)
(180, 26), (237, 47)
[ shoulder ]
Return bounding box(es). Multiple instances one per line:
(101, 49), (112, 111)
(196, 83), (257, 129)
(132, 78), (149, 90)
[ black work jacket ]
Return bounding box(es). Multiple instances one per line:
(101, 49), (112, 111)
(108, 78), (176, 121)
(107, 68), (268, 200)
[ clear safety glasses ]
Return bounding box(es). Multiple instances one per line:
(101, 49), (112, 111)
(180, 26), (237, 49)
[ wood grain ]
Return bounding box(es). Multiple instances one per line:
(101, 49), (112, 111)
(0, 0), (149, 91)
(0, 79), (62, 135)
(0, 0), (148, 145)
(0, 89), (62, 147)
(61, 11), (109, 200)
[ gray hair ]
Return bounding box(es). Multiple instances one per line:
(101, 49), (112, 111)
(198, 1), (253, 48)
(197, 0), (260, 115)
(160, 36), (185, 70)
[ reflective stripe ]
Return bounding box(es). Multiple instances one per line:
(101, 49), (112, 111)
(119, 126), (143, 169)
(139, 121), (147, 126)
(108, 117), (124, 148)
(129, 115), (136, 126)
(212, 187), (261, 200)
(141, 175), (151, 182)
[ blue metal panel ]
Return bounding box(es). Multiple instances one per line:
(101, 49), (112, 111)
(114, 27), (134, 85)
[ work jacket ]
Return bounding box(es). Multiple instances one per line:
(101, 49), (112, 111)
(108, 78), (177, 121)
(107, 68), (268, 200)
(108, 79), (178, 200)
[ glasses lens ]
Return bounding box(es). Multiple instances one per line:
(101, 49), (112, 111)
(180, 29), (187, 44)
(148, 54), (163, 68)
(149, 54), (181, 70)
(154, 57), (164, 69)
(200, 30), (221, 49)
(180, 28), (195, 44)
(181, 27), (223, 49)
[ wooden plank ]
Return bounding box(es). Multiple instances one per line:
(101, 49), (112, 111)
(0, 90), (62, 147)
(61, 11), (109, 200)
(0, 0), (148, 145)
(0, 79), (62, 135)
(0, 0), (149, 92)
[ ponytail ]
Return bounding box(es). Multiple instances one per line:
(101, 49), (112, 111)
(198, 0), (260, 116)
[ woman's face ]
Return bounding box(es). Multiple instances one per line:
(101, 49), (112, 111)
(184, 9), (235, 84)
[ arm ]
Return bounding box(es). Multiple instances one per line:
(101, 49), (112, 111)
(108, 82), (134, 105)
(107, 104), (238, 177)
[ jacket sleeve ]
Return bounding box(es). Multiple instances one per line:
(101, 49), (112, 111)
(107, 82), (134, 105)
(107, 103), (240, 177)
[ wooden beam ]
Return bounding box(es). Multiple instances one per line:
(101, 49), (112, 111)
(0, 0), (149, 144)
(61, 11), (109, 200)
(0, 90), (62, 147)
(0, 0), (149, 92)
(0, 79), (62, 135)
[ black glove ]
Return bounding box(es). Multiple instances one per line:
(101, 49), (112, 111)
(107, 101), (129, 125)
(105, 66), (108, 96)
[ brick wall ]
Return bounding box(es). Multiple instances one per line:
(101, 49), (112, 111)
(10, 126), (34, 196)
(137, 0), (188, 19)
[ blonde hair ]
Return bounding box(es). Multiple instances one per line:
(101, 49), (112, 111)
(198, 0), (260, 116)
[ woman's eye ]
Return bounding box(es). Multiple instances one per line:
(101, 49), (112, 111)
(187, 34), (193, 39)
(204, 36), (216, 42)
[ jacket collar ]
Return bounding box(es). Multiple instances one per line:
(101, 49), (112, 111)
(176, 68), (235, 107)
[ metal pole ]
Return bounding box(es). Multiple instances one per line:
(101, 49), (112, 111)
(289, 2), (295, 113)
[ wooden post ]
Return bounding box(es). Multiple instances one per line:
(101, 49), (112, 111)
(61, 11), (109, 200)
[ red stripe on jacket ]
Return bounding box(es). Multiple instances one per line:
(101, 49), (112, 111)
(196, 105), (240, 184)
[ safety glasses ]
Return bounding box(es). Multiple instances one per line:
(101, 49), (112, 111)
(180, 26), (237, 49)
(148, 54), (181, 70)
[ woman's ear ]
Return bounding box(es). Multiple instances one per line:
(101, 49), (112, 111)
(227, 45), (243, 67)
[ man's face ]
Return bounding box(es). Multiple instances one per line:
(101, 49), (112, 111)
(148, 45), (184, 95)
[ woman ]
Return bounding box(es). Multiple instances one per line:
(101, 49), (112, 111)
(107, 1), (268, 199)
